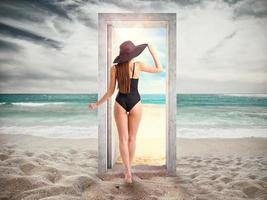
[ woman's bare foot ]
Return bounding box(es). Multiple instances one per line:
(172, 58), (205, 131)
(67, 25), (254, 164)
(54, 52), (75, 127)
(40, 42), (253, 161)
(124, 170), (132, 183)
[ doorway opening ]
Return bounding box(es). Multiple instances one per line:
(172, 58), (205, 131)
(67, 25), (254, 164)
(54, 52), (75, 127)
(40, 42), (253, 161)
(98, 13), (176, 175)
(112, 27), (167, 166)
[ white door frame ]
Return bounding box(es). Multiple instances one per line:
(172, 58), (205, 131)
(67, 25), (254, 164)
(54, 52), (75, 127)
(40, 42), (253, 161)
(98, 13), (176, 174)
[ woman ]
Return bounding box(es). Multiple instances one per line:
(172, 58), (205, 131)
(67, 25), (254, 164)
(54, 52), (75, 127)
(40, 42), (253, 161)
(89, 40), (163, 183)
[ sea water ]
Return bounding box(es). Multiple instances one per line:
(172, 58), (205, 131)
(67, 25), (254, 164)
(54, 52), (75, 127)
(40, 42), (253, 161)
(176, 94), (267, 138)
(0, 93), (266, 139)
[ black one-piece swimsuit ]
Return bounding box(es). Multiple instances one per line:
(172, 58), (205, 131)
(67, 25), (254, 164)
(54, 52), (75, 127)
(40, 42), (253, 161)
(115, 62), (141, 113)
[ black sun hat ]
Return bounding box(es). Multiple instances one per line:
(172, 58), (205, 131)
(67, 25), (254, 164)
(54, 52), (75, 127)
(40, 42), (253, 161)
(113, 40), (147, 64)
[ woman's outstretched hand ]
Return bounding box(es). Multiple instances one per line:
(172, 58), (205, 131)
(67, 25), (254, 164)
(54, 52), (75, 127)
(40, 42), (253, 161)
(88, 103), (98, 110)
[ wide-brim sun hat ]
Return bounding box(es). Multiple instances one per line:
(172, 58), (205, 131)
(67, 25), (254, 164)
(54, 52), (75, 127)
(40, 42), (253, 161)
(113, 40), (147, 64)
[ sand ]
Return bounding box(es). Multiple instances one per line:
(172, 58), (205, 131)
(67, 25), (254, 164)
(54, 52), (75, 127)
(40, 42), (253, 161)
(0, 133), (267, 200)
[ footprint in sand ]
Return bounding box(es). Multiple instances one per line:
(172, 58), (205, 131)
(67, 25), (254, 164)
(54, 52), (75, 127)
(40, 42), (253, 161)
(68, 149), (78, 154)
(242, 185), (261, 199)
(204, 159), (212, 164)
(0, 165), (24, 175)
(6, 144), (17, 149)
(229, 179), (263, 199)
(230, 167), (241, 171)
(24, 151), (34, 157)
(6, 149), (15, 155)
(209, 174), (221, 180)
(222, 159), (234, 165)
(36, 153), (51, 161)
(188, 158), (196, 162)
(189, 173), (199, 179)
(0, 153), (9, 161)
(241, 162), (254, 168)
(236, 161), (242, 165)
(210, 166), (219, 171)
(219, 176), (233, 184)
(86, 179), (150, 199)
(42, 166), (63, 183)
(248, 174), (258, 180)
(214, 184), (224, 192)
(19, 162), (38, 174)
(230, 172), (239, 178)
(260, 176), (267, 182)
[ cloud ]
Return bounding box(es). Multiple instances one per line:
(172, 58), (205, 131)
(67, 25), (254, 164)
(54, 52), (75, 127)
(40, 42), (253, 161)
(177, 0), (267, 93)
(0, 39), (21, 52)
(0, 0), (99, 93)
(0, 22), (62, 49)
(232, 0), (267, 19)
(0, 0), (266, 93)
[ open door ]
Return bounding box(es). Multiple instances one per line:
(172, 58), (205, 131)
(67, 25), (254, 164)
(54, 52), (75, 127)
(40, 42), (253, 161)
(98, 13), (176, 174)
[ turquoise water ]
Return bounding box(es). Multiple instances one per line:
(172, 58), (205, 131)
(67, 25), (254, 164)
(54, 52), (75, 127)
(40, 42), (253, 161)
(176, 94), (267, 138)
(0, 93), (266, 138)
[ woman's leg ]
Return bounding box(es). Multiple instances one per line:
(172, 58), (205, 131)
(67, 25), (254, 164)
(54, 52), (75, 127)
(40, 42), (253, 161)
(128, 101), (142, 165)
(114, 101), (131, 175)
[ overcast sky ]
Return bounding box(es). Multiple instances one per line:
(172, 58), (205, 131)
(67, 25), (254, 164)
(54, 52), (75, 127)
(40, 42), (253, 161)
(0, 0), (266, 94)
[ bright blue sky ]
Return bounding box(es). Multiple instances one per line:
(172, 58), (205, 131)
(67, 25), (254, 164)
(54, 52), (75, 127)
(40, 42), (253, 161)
(113, 27), (167, 94)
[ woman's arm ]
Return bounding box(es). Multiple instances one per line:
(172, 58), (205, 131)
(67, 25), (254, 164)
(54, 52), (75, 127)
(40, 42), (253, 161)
(88, 65), (116, 109)
(139, 44), (163, 73)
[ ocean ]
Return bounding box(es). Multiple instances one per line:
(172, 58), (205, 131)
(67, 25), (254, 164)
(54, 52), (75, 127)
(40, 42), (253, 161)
(0, 93), (266, 139)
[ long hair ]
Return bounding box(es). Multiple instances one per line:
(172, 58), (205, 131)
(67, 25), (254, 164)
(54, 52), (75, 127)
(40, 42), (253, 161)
(115, 61), (131, 94)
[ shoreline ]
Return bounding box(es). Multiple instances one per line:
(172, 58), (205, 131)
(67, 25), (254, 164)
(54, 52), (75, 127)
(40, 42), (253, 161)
(1, 133), (267, 155)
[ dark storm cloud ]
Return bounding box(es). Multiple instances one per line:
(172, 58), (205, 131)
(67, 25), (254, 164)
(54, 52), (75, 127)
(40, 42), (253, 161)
(171, 0), (205, 7)
(0, 23), (62, 50)
(99, 0), (137, 10)
(0, 39), (21, 52)
(230, 0), (267, 19)
(55, 0), (98, 28)
(0, 0), (99, 93)
(71, 12), (98, 29)
(35, 0), (72, 21)
(0, 0), (75, 50)
(0, 1), (44, 23)
(171, 0), (267, 19)
(222, 0), (243, 5)
(234, 1), (267, 18)
(0, 0), (72, 22)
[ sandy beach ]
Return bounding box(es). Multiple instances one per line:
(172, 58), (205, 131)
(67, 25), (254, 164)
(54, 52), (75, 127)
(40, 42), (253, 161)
(0, 133), (266, 200)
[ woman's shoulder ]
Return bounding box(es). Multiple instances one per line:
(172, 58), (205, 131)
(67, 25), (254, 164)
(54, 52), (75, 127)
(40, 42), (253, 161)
(134, 61), (144, 71)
